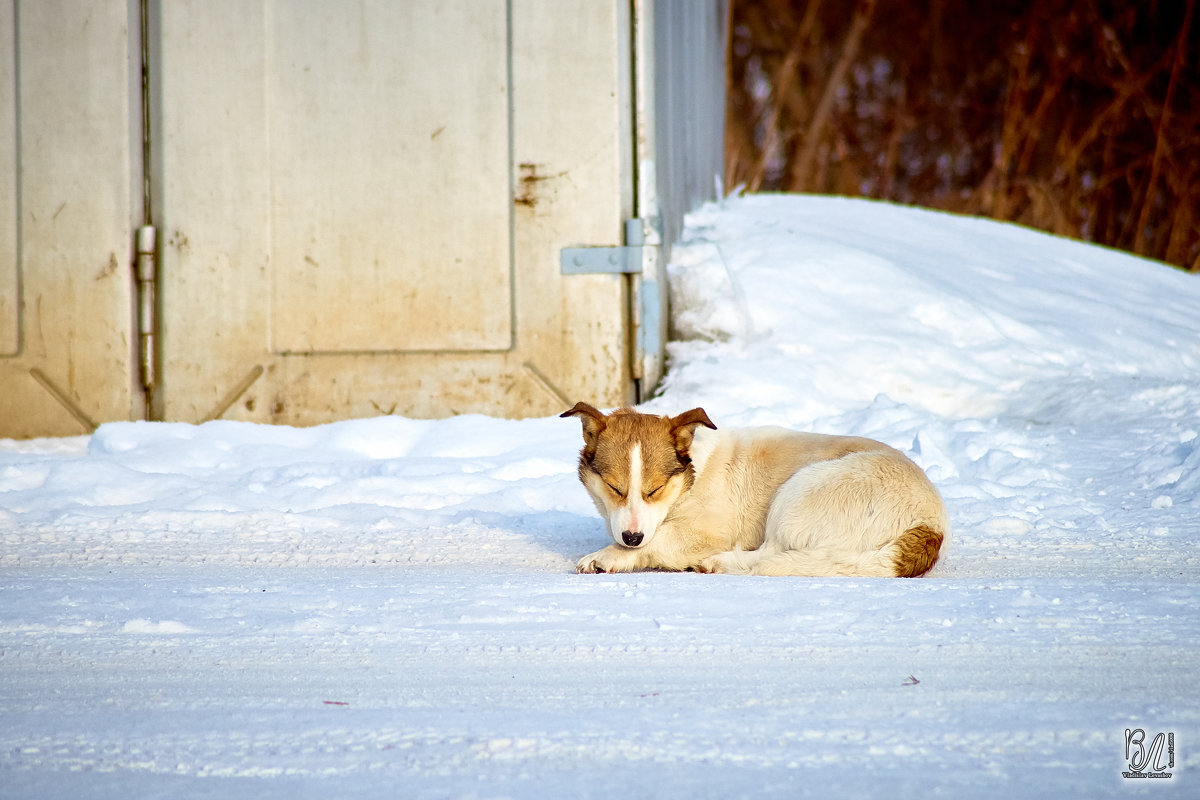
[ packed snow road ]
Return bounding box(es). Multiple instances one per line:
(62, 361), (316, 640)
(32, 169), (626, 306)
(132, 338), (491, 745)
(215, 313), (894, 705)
(1, 569), (1193, 798)
(3, 195), (1198, 797)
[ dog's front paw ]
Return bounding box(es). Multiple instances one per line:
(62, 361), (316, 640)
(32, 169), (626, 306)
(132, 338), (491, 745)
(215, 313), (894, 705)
(576, 555), (606, 574)
(576, 545), (637, 574)
(695, 554), (727, 574)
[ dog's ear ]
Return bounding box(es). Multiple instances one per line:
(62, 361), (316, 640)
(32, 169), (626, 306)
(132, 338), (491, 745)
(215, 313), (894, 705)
(560, 402), (608, 460)
(668, 407), (717, 460)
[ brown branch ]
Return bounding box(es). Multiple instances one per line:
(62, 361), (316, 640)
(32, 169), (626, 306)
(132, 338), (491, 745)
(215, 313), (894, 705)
(725, 0), (1200, 269)
(788, 0), (876, 189)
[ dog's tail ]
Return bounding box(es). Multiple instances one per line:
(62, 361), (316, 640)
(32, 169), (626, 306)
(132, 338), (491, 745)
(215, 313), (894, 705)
(737, 525), (945, 578)
(884, 524), (944, 577)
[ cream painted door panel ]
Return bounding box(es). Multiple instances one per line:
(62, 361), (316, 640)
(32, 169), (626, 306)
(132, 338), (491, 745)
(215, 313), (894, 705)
(0, 0), (139, 438)
(267, 2), (511, 353)
(155, 0), (632, 424)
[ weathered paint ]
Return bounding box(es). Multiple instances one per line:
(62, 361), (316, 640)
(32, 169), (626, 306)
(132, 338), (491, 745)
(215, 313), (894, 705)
(0, 0), (139, 438)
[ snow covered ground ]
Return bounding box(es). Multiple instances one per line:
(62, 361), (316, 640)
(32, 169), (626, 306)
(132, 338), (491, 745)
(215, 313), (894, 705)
(2, 194), (1198, 798)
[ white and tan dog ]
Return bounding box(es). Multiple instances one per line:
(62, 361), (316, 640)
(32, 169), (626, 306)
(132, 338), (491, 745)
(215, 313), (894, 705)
(562, 402), (949, 577)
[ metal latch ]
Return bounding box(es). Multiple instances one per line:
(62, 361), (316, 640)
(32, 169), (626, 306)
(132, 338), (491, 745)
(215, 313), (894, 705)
(560, 219), (654, 274)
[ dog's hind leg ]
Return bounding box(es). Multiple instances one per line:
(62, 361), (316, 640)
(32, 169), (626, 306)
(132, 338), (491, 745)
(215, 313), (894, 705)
(733, 453), (947, 577)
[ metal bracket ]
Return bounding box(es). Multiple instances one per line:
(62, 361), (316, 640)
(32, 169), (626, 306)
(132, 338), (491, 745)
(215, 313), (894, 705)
(560, 218), (655, 275)
(560, 246), (641, 274)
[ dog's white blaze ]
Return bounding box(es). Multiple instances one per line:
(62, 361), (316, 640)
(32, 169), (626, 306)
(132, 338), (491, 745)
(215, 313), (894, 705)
(610, 443), (642, 542)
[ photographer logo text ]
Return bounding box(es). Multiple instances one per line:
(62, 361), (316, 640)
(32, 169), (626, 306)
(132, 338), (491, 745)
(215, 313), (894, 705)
(1123, 728), (1175, 780)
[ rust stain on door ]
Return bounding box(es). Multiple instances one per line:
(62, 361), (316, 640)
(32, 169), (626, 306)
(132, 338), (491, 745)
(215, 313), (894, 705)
(514, 162), (568, 210)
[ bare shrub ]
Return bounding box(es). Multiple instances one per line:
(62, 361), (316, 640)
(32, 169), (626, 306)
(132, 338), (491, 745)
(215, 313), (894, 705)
(727, 0), (1200, 271)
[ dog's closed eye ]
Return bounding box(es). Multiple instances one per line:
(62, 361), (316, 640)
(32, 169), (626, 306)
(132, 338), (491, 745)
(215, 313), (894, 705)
(647, 484), (665, 498)
(605, 481), (625, 498)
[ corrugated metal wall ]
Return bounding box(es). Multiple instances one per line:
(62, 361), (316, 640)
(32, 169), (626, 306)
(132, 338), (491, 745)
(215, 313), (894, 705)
(652, 0), (728, 257)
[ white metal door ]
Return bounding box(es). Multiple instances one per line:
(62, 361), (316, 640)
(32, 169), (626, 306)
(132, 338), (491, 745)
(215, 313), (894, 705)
(151, 0), (635, 424)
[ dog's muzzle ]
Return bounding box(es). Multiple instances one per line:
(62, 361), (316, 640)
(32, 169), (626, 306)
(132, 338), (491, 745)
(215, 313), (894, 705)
(621, 530), (644, 547)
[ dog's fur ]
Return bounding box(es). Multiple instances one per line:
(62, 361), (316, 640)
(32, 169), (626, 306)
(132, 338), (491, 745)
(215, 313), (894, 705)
(562, 403), (949, 577)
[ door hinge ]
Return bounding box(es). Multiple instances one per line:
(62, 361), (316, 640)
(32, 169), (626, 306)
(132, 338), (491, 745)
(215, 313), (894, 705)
(135, 225), (157, 391)
(560, 218), (658, 275)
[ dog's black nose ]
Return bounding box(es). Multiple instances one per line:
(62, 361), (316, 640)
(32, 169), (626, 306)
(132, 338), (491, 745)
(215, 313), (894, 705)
(621, 531), (644, 547)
